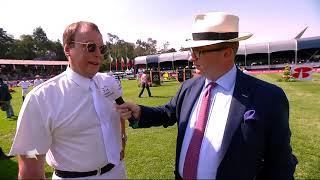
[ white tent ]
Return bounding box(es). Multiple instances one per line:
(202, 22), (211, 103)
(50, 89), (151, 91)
(269, 39), (296, 52)
(134, 56), (147, 65)
(245, 42), (269, 54)
(173, 51), (190, 61)
(159, 52), (174, 63)
(237, 45), (246, 55)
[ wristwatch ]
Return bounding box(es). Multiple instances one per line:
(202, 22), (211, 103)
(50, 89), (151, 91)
(121, 134), (127, 142)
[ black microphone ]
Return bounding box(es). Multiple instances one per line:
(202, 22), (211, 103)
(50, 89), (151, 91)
(100, 77), (139, 128)
(115, 97), (139, 129)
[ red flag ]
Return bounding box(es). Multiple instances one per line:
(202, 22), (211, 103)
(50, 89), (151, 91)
(115, 58), (118, 71)
(121, 57), (125, 71)
(126, 57), (130, 69)
(127, 59), (132, 69)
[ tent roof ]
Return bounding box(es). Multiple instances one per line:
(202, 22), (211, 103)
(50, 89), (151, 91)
(173, 51), (190, 61)
(237, 45), (246, 55)
(134, 56), (147, 65)
(298, 36), (320, 50)
(159, 52), (173, 63)
(269, 39), (296, 52)
(146, 55), (159, 64)
(245, 42), (269, 54)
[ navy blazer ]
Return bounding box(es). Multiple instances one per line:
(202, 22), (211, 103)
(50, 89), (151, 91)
(137, 69), (298, 180)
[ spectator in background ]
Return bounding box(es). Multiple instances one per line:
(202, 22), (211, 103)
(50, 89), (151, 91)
(138, 71), (152, 98)
(0, 78), (14, 118)
(33, 75), (44, 87)
(17, 77), (30, 102)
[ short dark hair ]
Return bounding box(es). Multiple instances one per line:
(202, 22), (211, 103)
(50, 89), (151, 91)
(62, 21), (101, 47)
(217, 42), (239, 55)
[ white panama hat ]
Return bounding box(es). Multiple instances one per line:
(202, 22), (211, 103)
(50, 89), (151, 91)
(183, 12), (252, 48)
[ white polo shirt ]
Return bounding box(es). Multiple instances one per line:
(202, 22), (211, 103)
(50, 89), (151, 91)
(33, 78), (44, 87)
(10, 68), (123, 174)
(18, 81), (30, 96)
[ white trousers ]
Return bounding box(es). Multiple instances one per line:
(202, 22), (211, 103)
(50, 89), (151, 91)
(22, 88), (29, 96)
(52, 161), (126, 179)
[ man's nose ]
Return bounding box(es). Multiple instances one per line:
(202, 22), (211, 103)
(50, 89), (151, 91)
(93, 48), (103, 57)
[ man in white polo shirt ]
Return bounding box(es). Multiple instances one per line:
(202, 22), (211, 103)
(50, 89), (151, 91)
(17, 77), (30, 102)
(33, 75), (44, 87)
(10, 21), (126, 179)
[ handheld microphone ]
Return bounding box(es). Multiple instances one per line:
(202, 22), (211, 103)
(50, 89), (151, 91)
(115, 97), (139, 129)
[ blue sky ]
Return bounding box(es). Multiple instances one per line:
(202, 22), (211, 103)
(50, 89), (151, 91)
(1, 0), (319, 50)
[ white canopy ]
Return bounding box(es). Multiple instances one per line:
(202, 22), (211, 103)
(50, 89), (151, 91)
(159, 52), (174, 63)
(246, 42), (269, 54)
(237, 45), (246, 55)
(269, 39), (296, 52)
(173, 51), (190, 61)
(134, 56), (147, 65)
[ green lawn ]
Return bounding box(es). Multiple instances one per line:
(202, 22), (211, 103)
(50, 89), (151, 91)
(0, 73), (319, 179)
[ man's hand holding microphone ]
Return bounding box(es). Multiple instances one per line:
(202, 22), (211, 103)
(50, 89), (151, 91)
(115, 102), (141, 124)
(104, 78), (141, 128)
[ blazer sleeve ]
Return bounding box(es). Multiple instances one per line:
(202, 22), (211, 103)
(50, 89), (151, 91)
(137, 82), (185, 128)
(257, 88), (298, 180)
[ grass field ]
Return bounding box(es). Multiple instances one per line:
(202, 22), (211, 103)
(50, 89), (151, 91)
(0, 73), (319, 179)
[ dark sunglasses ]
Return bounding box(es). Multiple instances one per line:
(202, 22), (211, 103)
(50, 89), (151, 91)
(72, 41), (107, 54)
(190, 47), (227, 58)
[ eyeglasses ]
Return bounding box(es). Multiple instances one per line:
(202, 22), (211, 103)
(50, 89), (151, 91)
(190, 47), (227, 59)
(72, 41), (107, 54)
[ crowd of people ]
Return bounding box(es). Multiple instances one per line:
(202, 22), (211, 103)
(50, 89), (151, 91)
(3, 11), (297, 179)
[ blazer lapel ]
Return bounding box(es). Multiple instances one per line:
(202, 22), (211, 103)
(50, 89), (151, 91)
(179, 77), (205, 130)
(219, 70), (251, 161)
(177, 77), (205, 157)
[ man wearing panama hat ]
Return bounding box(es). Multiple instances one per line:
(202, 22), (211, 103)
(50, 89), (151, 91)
(116, 12), (297, 179)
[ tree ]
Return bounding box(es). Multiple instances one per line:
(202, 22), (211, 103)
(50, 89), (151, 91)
(103, 33), (136, 71)
(52, 40), (67, 60)
(0, 28), (14, 58)
(135, 38), (157, 56)
(8, 35), (36, 60)
(32, 27), (51, 58)
(158, 41), (176, 53)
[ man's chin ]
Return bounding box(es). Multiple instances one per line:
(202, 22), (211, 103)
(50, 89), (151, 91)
(85, 69), (99, 78)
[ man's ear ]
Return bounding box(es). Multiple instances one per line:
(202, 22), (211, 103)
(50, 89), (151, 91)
(223, 47), (233, 58)
(64, 44), (71, 57)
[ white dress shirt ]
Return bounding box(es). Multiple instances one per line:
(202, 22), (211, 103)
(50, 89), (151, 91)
(179, 65), (237, 179)
(10, 67), (125, 178)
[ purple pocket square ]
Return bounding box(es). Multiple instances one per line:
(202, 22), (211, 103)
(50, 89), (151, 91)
(243, 110), (256, 122)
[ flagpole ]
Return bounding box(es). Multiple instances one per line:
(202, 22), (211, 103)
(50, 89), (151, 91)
(125, 47), (128, 70)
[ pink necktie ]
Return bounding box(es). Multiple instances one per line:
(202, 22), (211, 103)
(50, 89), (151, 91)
(183, 82), (216, 179)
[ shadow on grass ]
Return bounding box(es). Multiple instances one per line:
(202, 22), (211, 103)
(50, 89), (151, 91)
(0, 158), (18, 179)
(8, 116), (18, 121)
(148, 96), (173, 99)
